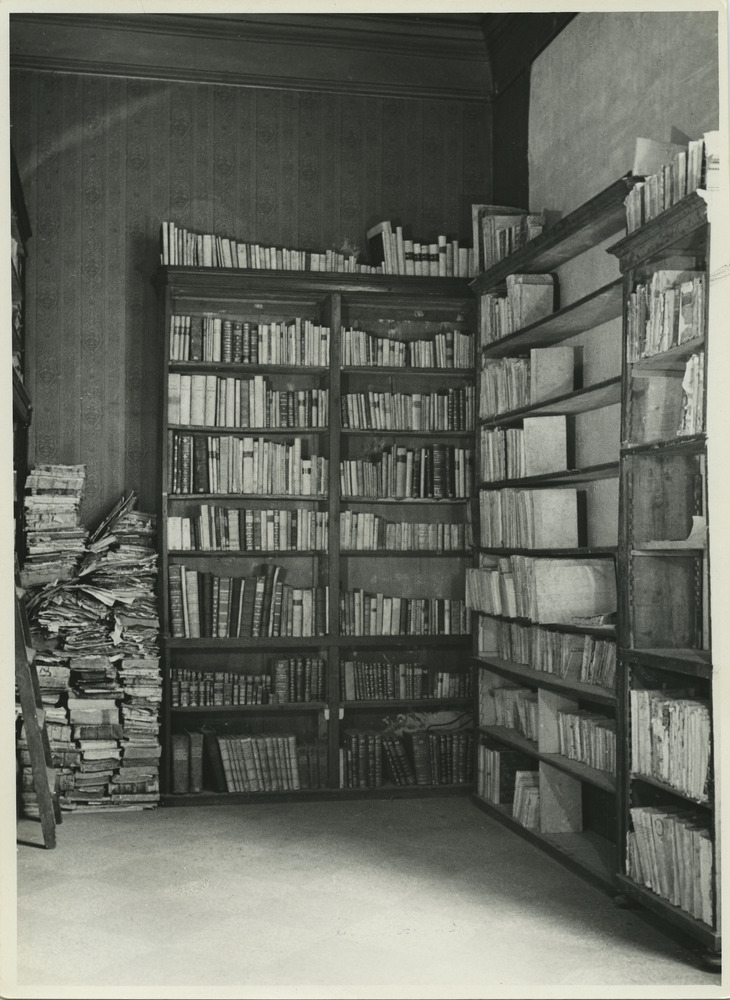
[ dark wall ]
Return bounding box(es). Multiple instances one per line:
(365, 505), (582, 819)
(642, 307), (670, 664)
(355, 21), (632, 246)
(10, 68), (491, 524)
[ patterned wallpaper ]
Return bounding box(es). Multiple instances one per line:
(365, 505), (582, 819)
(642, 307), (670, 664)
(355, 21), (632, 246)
(10, 69), (491, 525)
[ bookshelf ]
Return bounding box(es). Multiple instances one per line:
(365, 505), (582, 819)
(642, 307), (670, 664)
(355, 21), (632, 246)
(469, 176), (634, 891)
(609, 189), (720, 960)
(156, 268), (476, 802)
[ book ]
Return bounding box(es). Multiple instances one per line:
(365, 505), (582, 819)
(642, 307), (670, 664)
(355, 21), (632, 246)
(171, 733), (190, 794)
(186, 730), (205, 793)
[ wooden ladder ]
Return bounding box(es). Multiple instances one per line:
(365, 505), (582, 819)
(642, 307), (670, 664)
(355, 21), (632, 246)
(15, 567), (61, 848)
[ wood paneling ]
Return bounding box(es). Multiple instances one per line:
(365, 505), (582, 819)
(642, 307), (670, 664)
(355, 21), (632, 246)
(10, 68), (491, 525)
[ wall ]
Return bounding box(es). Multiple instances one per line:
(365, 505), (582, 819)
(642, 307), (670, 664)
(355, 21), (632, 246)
(10, 58), (491, 524)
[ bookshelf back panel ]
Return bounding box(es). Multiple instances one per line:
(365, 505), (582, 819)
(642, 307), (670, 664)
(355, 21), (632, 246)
(340, 559), (466, 601)
(628, 452), (704, 544)
(630, 554), (703, 649)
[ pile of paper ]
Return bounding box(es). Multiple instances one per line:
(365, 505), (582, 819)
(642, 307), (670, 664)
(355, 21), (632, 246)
(21, 465), (87, 588)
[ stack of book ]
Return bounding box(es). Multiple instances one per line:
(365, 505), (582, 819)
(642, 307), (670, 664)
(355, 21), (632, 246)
(479, 488), (578, 549)
(627, 806), (713, 924)
(161, 221), (376, 276)
(479, 347), (573, 417)
(366, 220), (474, 277)
(479, 415), (568, 482)
(21, 464), (87, 588)
(168, 563), (328, 639)
(341, 327), (473, 368)
(678, 353), (705, 436)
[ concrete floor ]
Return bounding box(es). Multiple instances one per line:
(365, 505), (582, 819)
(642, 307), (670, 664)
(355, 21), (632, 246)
(5, 797), (725, 998)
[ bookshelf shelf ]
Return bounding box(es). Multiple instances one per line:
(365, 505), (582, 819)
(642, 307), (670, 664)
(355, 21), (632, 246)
(159, 267), (476, 800)
(478, 461), (619, 490)
(478, 724), (538, 757)
(479, 377), (621, 427)
(474, 611), (616, 639)
(478, 546), (615, 559)
(472, 655), (616, 707)
(162, 783), (471, 807)
(472, 174), (635, 295)
(479, 279), (623, 358)
(611, 186), (719, 952)
(540, 753), (615, 793)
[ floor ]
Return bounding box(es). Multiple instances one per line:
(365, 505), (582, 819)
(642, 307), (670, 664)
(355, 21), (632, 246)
(5, 797), (725, 999)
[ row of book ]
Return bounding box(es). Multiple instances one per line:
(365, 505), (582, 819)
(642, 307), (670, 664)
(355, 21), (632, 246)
(340, 512), (471, 553)
(479, 348), (574, 418)
(21, 464), (87, 588)
(678, 353), (705, 437)
(162, 220), (379, 276)
(624, 135), (710, 233)
(167, 507), (328, 553)
(479, 488), (578, 549)
(340, 387), (474, 432)
(479, 416), (567, 483)
(473, 207), (545, 273)
(341, 326), (474, 369)
(486, 685), (538, 742)
(339, 445), (473, 500)
(341, 727), (474, 788)
(478, 618), (616, 691)
(366, 220), (475, 278)
(169, 314), (331, 367)
(626, 806), (713, 926)
(478, 273), (555, 346)
(627, 270), (705, 362)
(476, 740), (534, 809)
(630, 689), (711, 802)
(340, 661), (471, 702)
(167, 564), (329, 639)
(168, 373), (329, 429)
(466, 556), (617, 626)
(168, 432), (329, 496)
(339, 590), (470, 637)
(557, 710), (616, 775)
(171, 657), (327, 706)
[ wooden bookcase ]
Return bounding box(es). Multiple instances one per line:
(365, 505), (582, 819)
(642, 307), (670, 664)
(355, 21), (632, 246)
(609, 190), (720, 962)
(469, 175), (634, 891)
(155, 268), (476, 803)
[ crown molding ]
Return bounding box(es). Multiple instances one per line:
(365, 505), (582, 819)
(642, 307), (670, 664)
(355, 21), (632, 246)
(10, 12), (493, 101)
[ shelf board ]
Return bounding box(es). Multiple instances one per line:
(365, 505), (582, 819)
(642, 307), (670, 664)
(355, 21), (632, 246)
(631, 547), (704, 557)
(474, 611), (616, 639)
(342, 366), (475, 378)
(162, 783), (473, 806)
(472, 174), (634, 295)
(479, 376), (621, 427)
(165, 636), (329, 650)
(169, 424), (327, 436)
(473, 655), (616, 706)
(341, 496), (469, 505)
(342, 428), (473, 438)
(608, 191), (708, 271)
(480, 279), (624, 357)
(478, 546), (615, 558)
(615, 873), (719, 950)
(471, 795), (616, 892)
(169, 362), (328, 375)
(622, 647), (712, 679)
(338, 634), (471, 649)
(540, 753), (616, 793)
(166, 493), (328, 503)
(630, 335), (705, 374)
(621, 434), (706, 458)
(630, 771), (711, 809)
(341, 549), (472, 558)
(342, 698), (472, 711)
(168, 549), (325, 558)
(478, 461), (618, 490)
(157, 266), (474, 299)
(478, 725), (538, 757)
(169, 702), (326, 713)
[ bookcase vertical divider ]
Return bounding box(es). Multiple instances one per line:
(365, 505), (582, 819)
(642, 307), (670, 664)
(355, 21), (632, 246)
(327, 291), (342, 786)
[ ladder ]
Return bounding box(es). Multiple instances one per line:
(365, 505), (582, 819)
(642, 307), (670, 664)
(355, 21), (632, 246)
(15, 567), (61, 848)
